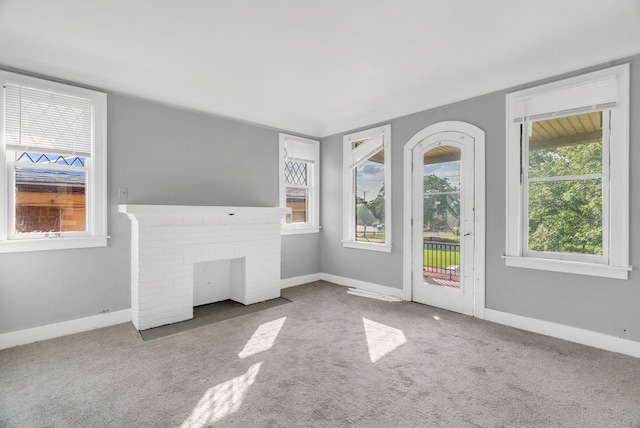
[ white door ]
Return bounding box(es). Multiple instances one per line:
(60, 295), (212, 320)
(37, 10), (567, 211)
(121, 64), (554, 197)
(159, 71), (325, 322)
(411, 131), (476, 315)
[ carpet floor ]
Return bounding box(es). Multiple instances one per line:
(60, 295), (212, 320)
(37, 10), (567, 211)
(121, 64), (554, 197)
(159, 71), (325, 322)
(140, 298), (291, 341)
(1, 281), (639, 427)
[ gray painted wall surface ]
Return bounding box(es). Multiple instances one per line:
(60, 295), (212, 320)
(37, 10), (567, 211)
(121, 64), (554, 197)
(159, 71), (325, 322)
(320, 57), (640, 343)
(281, 233), (320, 278)
(2, 57), (638, 345)
(0, 93), (318, 334)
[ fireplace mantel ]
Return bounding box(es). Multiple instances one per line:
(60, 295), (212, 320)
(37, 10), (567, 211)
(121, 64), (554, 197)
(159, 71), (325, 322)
(118, 204), (289, 221)
(119, 204), (290, 330)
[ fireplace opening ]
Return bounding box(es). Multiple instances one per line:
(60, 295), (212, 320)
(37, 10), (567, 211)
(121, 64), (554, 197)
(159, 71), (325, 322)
(193, 258), (246, 307)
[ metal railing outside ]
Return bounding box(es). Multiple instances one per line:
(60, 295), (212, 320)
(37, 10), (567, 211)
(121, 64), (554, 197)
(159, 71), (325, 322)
(423, 240), (460, 280)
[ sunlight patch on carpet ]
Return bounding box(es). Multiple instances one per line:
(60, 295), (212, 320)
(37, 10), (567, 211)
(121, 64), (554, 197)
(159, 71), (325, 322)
(180, 362), (263, 428)
(238, 317), (287, 359)
(363, 318), (407, 363)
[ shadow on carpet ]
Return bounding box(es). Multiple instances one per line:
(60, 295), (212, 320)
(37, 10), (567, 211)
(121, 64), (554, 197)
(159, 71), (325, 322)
(139, 297), (291, 341)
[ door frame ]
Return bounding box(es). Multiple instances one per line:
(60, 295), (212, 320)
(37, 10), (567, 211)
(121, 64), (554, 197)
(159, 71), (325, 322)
(403, 121), (486, 318)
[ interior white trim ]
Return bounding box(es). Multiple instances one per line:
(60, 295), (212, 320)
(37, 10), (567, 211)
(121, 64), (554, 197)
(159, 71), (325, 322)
(0, 309), (131, 350)
(4, 276), (640, 359)
(280, 273), (322, 289)
(320, 272), (404, 301)
(503, 255), (631, 280)
(342, 124), (392, 251)
(341, 240), (392, 253)
(0, 71), (108, 253)
(0, 236), (109, 253)
(485, 308), (640, 359)
(403, 121), (486, 319)
(279, 133), (320, 232)
(504, 64), (630, 278)
(280, 226), (320, 236)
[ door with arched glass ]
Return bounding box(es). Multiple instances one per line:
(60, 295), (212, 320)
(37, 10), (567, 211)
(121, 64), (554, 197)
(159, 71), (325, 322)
(405, 123), (484, 316)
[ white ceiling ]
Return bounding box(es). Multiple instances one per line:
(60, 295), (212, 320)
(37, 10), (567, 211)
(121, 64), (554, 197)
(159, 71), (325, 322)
(1, 1), (639, 138)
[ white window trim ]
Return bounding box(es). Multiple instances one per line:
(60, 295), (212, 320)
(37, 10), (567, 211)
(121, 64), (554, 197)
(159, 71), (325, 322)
(342, 124), (392, 253)
(278, 133), (320, 235)
(0, 71), (108, 253)
(504, 64), (631, 279)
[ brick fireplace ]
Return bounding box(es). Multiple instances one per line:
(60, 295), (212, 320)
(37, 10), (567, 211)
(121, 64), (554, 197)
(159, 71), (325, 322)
(118, 205), (289, 330)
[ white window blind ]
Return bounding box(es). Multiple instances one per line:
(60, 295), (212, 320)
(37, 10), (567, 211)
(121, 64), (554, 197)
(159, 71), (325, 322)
(283, 138), (316, 163)
(348, 133), (384, 170)
(512, 77), (618, 123)
(4, 83), (94, 156)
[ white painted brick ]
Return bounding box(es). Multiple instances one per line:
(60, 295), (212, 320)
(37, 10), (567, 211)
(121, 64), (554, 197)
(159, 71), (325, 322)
(140, 226), (174, 234)
(138, 287), (170, 299)
(126, 207), (284, 330)
(160, 308), (192, 320)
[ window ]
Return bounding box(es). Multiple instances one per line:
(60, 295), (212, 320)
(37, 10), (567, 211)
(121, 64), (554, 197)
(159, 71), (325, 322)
(343, 124), (391, 252)
(0, 71), (107, 253)
(504, 64), (630, 279)
(279, 133), (319, 234)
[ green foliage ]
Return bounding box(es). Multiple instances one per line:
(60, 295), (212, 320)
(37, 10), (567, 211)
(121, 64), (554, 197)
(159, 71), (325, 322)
(423, 247), (460, 269)
(356, 203), (376, 226)
(527, 141), (603, 255)
(528, 141), (602, 178)
(452, 226), (460, 236)
(366, 184), (385, 222)
(423, 174), (459, 233)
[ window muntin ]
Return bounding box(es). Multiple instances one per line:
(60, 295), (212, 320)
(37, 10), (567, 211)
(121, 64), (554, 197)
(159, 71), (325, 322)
(284, 159), (309, 224)
(354, 146), (385, 243)
(524, 112), (607, 259)
(0, 71), (107, 253)
(504, 64), (630, 279)
(278, 133), (319, 234)
(343, 124), (391, 252)
(11, 151), (87, 237)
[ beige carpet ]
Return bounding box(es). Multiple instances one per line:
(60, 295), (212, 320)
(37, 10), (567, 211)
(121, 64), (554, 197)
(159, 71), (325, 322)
(1, 281), (639, 427)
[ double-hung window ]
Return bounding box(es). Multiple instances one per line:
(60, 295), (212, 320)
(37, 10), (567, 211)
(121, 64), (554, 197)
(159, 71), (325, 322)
(504, 64), (630, 279)
(0, 72), (107, 253)
(343, 124), (391, 252)
(279, 133), (320, 234)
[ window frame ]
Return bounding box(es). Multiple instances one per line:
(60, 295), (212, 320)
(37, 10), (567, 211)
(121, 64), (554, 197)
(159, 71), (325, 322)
(342, 124), (392, 253)
(504, 64), (631, 279)
(278, 133), (320, 235)
(0, 71), (108, 253)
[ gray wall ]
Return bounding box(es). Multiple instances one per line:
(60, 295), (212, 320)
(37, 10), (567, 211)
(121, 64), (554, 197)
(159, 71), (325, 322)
(0, 93), (318, 334)
(2, 56), (638, 346)
(320, 56), (640, 343)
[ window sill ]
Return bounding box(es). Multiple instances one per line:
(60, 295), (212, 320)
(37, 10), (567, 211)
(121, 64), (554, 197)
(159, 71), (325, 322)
(0, 236), (109, 254)
(503, 256), (631, 280)
(280, 226), (320, 236)
(342, 240), (392, 253)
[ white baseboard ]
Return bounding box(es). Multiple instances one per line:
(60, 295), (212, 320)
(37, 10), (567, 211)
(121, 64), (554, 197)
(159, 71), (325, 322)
(317, 273), (640, 358)
(485, 308), (640, 359)
(6, 279), (637, 360)
(280, 273), (322, 289)
(0, 309), (132, 350)
(319, 272), (405, 301)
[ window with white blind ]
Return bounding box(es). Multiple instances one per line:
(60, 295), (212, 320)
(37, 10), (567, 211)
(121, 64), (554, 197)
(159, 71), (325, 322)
(343, 124), (391, 252)
(504, 64), (631, 279)
(279, 133), (320, 234)
(0, 71), (107, 253)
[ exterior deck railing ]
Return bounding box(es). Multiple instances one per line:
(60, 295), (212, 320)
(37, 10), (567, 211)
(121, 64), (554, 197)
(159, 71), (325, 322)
(423, 240), (460, 280)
